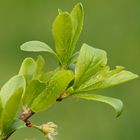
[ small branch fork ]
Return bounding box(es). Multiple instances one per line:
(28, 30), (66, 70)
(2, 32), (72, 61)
(19, 107), (35, 127)
(2, 107), (35, 140)
(3, 100), (62, 140)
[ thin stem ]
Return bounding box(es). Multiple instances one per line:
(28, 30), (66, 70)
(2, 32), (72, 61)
(19, 107), (35, 127)
(2, 131), (15, 140)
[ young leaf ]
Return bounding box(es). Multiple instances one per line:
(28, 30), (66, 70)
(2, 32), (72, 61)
(68, 51), (79, 64)
(52, 3), (84, 66)
(73, 43), (107, 89)
(40, 70), (58, 84)
(52, 12), (73, 65)
(78, 66), (138, 91)
(31, 70), (74, 112)
(0, 88), (24, 133)
(70, 3), (84, 53)
(22, 80), (46, 107)
(58, 9), (63, 14)
(96, 70), (138, 89)
(72, 93), (123, 117)
(33, 55), (45, 80)
(77, 66), (110, 91)
(20, 41), (56, 55)
(0, 75), (25, 132)
(0, 75), (25, 107)
(19, 57), (36, 83)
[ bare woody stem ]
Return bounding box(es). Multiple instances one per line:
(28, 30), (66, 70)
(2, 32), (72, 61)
(19, 107), (35, 128)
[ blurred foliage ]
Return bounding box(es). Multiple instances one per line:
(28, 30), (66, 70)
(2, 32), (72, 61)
(0, 0), (139, 140)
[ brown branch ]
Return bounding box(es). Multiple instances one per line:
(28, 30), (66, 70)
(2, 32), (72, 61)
(2, 107), (35, 140)
(19, 107), (35, 127)
(19, 110), (35, 122)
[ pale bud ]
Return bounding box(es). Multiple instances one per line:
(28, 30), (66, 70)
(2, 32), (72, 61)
(41, 122), (58, 140)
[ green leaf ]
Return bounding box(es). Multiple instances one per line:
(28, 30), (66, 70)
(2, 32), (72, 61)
(20, 41), (56, 55)
(2, 119), (26, 139)
(22, 80), (46, 107)
(70, 3), (84, 53)
(58, 9), (63, 14)
(52, 3), (84, 66)
(80, 66), (138, 91)
(33, 55), (45, 80)
(19, 57), (36, 83)
(19, 56), (47, 83)
(77, 66), (110, 91)
(68, 51), (79, 64)
(0, 98), (2, 117)
(0, 75), (25, 132)
(11, 119), (26, 130)
(96, 69), (138, 89)
(52, 12), (73, 65)
(74, 43), (107, 89)
(31, 70), (74, 112)
(0, 75), (25, 107)
(0, 88), (24, 132)
(72, 93), (123, 117)
(73, 44), (138, 92)
(36, 56), (45, 73)
(40, 70), (58, 84)
(79, 66), (138, 91)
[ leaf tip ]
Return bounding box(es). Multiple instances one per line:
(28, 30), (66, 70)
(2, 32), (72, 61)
(58, 9), (63, 14)
(133, 73), (139, 79)
(20, 43), (25, 51)
(74, 2), (83, 9)
(115, 99), (123, 118)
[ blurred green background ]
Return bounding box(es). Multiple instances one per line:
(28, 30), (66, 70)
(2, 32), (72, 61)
(0, 0), (140, 139)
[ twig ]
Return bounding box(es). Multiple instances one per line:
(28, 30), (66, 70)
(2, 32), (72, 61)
(2, 107), (35, 140)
